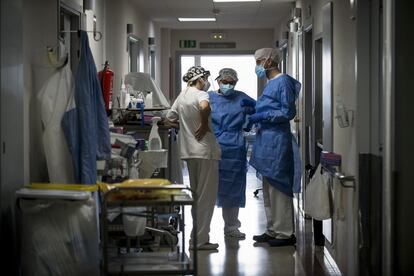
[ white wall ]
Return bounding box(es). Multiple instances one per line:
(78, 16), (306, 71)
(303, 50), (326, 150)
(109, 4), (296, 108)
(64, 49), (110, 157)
(85, 0), (105, 68)
(23, 0), (58, 182)
(1, 0), (25, 272)
(275, 0), (359, 274)
(105, 0), (159, 100)
(160, 28), (172, 100)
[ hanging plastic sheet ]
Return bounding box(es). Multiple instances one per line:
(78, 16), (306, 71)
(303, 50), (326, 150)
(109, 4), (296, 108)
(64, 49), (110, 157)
(17, 186), (99, 276)
(37, 42), (75, 183)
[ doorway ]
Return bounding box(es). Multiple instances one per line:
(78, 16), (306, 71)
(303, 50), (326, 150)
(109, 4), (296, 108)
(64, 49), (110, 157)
(178, 54), (257, 100)
(300, 26), (313, 215)
(128, 35), (144, 73)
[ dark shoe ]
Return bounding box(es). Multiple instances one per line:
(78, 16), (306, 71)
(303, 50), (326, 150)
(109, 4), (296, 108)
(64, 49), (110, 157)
(189, 242), (219, 250)
(267, 235), (296, 247)
(253, 233), (275, 242)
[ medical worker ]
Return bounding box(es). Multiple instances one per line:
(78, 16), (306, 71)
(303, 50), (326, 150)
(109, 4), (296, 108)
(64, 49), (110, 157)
(249, 48), (301, 247)
(166, 66), (221, 250)
(208, 68), (256, 239)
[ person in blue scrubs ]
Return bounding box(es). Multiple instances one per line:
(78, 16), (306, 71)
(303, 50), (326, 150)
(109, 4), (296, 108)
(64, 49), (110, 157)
(208, 68), (256, 239)
(249, 48), (301, 247)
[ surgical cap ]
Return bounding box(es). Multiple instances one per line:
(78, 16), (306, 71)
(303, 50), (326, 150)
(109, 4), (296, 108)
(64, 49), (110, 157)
(182, 66), (210, 83)
(254, 48), (281, 63)
(215, 68), (239, 82)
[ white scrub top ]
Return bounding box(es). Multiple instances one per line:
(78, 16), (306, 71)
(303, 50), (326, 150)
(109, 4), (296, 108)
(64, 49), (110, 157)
(167, 86), (221, 160)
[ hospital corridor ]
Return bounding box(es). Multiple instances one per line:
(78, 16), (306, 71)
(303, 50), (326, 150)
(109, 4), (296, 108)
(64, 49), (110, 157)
(1, 0), (414, 275)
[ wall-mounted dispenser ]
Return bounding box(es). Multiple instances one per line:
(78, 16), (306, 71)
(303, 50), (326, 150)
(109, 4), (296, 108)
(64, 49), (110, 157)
(335, 98), (354, 128)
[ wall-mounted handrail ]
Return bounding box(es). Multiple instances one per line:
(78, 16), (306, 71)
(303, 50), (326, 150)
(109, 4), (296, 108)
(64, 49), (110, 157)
(321, 164), (356, 189)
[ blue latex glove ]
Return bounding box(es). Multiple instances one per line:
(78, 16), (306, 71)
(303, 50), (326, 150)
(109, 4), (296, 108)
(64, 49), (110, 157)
(240, 98), (256, 108)
(248, 112), (269, 124)
(243, 120), (253, 132)
(244, 106), (256, 115)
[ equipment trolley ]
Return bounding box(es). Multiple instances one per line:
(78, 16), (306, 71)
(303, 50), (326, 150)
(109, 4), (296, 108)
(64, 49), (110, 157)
(100, 183), (197, 275)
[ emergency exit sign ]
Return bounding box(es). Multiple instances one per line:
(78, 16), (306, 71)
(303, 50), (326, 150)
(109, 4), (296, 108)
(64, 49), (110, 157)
(179, 40), (197, 48)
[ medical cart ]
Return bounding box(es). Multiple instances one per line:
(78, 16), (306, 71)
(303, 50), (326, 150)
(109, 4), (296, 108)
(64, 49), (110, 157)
(100, 183), (197, 275)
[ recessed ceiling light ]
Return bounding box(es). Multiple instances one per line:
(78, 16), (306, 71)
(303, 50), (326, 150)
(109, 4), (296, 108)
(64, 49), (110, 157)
(178, 18), (216, 22)
(213, 0), (261, 2)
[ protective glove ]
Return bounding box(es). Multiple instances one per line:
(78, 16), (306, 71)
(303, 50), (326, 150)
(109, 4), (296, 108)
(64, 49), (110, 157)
(248, 112), (269, 124)
(240, 98), (256, 108)
(244, 106), (256, 115)
(243, 120), (253, 132)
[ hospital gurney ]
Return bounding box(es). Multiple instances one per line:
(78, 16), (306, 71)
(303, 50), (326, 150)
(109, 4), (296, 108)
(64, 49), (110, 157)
(99, 179), (197, 275)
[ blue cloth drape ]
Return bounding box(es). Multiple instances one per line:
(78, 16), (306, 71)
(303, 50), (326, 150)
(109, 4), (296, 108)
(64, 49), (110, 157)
(62, 31), (111, 184)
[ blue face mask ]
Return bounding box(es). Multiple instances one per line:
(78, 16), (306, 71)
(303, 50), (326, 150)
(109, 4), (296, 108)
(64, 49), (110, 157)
(219, 84), (235, 96)
(255, 65), (266, 79)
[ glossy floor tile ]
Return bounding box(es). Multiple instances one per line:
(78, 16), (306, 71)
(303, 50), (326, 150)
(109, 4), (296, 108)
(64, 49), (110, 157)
(183, 167), (311, 276)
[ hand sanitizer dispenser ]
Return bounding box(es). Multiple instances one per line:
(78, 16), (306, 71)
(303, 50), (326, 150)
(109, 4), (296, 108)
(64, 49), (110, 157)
(145, 91), (153, 109)
(148, 116), (162, 150)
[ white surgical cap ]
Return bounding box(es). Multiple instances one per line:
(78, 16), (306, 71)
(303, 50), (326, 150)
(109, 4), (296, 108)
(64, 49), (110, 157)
(254, 48), (281, 63)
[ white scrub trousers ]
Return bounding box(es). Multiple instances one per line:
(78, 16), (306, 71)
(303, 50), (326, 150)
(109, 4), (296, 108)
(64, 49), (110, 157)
(186, 159), (219, 246)
(263, 177), (294, 239)
(222, 207), (241, 233)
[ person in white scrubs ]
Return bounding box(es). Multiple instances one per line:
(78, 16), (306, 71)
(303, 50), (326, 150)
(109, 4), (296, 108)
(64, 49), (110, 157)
(166, 66), (221, 250)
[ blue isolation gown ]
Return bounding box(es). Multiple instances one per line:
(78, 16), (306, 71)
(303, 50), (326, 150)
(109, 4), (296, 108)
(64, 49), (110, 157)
(62, 31), (111, 184)
(249, 74), (301, 197)
(209, 90), (255, 208)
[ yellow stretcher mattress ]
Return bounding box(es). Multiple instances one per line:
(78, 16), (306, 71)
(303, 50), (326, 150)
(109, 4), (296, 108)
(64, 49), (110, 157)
(98, 179), (183, 201)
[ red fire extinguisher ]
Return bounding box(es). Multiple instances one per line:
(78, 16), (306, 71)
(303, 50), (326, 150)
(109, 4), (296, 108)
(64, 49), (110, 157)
(98, 61), (114, 114)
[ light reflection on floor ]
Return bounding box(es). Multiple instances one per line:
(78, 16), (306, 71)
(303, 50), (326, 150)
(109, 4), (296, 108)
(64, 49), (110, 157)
(182, 165), (308, 276)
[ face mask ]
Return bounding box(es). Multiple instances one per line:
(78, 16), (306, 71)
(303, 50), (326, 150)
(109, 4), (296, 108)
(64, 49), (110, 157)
(255, 65), (266, 79)
(219, 84), (235, 96)
(201, 79), (211, 91)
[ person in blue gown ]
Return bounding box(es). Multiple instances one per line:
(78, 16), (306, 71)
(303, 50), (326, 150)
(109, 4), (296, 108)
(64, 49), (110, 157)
(249, 48), (301, 247)
(208, 68), (256, 239)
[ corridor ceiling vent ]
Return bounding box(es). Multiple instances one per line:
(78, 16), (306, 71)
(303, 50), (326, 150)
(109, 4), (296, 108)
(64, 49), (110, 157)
(213, 0), (261, 2)
(178, 18), (216, 22)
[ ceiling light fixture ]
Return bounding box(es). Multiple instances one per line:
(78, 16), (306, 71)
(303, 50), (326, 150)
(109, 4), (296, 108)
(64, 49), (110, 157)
(213, 0), (261, 2)
(178, 18), (216, 22)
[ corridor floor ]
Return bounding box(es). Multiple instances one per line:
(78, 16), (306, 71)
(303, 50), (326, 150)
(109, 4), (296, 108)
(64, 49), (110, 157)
(183, 166), (342, 276)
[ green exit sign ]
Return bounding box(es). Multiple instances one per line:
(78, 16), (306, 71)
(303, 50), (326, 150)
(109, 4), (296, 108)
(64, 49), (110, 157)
(179, 40), (197, 48)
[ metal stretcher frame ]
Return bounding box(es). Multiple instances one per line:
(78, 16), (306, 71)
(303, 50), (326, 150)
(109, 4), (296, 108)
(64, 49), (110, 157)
(100, 185), (197, 275)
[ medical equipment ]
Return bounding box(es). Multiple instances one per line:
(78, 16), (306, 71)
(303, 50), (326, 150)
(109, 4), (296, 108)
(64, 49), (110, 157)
(145, 91), (153, 108)
(100, 180), (198, 275)
(148, 116), (162, 150)
(125, 72), (170, 109)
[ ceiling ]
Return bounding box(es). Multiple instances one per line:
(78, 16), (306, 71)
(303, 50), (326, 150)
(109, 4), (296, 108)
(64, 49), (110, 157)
(130, 0), (294, 30)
